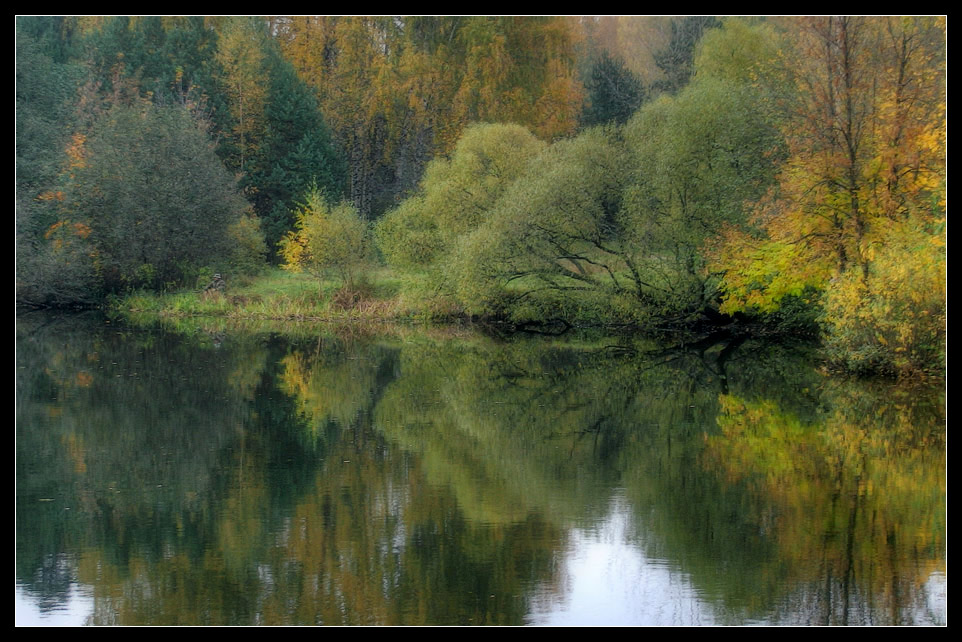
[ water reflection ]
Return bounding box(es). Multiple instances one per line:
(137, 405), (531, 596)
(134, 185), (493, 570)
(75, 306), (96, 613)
(527, 494), (716, 626)
(16, 314), (945, 625)
(16, 584), (94, 626)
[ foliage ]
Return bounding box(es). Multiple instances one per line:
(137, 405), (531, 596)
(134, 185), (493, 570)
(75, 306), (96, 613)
(618, 72), (783, 320)
(440, 22), (782, 325)
(16, 203), (101, 307)
(64, 15), (343, 255)
(692, 18), (784, 87)
(76, 17), (231, 134)
(226, 213), (268, 277)
(381, 47), (784, 326)
(651, 16), (720, 95)
(821, 219), (945, 375)
(16, 25), (89, 306)
(16, 25), (83, 202)
(242, 42), (345, 254)
(712, 17), (946, 373)
(274, 16), (582, 218)
(580, 51), (645, 127)
(66, 102), (250, 292)
(15, 16), (948, 375)
(449, 127), (632, 321)
(279, 186), (369, 291)
(375, 123), (545, 271)
(215, 16), (269, 174)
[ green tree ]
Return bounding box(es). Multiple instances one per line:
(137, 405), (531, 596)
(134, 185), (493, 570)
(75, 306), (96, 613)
(620, 73), (783, 321)
(66, 102), (251, 291)
(73, 16), (233, 154)
(580, 51), (645, 127)
(15, 16), (83, 63)
(652, 16), (720, 95)
(447, 51), (782, 325)
(450, 127), (632, 321)
(17, 24), (92, 306)
(375, 123), (545, 271)
(16, 25), (84, 233)
(248, 48), (345, 255)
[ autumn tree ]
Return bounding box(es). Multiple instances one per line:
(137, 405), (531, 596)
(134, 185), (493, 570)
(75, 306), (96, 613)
(712, 17), (946, 373)
(216, 16), (269, 175)
(279, 186), (369, 293)
(273, 16), (583, 219)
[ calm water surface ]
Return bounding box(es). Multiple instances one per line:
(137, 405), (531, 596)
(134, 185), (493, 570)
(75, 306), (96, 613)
(16, 313), (946, 625)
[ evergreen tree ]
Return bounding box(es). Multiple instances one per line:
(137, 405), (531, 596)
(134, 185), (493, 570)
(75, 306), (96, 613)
(580, 51), (645, 127)
(249, 49), (345, 254)
(652, 16), (720, 95)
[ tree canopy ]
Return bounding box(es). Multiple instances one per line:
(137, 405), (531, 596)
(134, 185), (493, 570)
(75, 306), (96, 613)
(15, 16), (946, 375)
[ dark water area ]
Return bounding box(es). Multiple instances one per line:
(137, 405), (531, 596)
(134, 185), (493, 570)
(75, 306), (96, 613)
(16, 313), (945, 625)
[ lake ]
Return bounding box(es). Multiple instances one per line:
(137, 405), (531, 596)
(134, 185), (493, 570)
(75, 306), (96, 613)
(16, 313), (946, 625)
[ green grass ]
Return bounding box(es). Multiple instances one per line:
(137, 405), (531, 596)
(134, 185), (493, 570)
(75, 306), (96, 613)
(113, 267), (452, 323)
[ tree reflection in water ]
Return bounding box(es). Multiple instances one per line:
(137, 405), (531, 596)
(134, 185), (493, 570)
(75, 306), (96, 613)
(16, 315), (945, 625)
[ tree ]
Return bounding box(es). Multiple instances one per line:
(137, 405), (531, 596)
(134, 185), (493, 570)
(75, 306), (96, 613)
(651, 16), (720, 95)
(617, 69), (783, 321)
(249, 47), (345, 255)
(215, 17), (269, 175)
(449, 128), (632, 320)
(580, 51), (645, 127)
(66, 102), (251, 291)
(375, 123), (545, 270)
(16, 25), (84, 242)
(273, 16), (583, 219)
(17, 24), (94, 306)
(711, 18), (945, 372)
(279, 186), (368, 292)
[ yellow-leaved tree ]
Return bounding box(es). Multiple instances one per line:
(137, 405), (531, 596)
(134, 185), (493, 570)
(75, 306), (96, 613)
(279, 185), (369, 295)
(712, 17), (945, 374)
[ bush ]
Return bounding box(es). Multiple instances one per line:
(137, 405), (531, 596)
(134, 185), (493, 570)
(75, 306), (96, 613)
(822, 220), (945, 376)
(226, 213), (268, 276)
(278, 185), (369, 291)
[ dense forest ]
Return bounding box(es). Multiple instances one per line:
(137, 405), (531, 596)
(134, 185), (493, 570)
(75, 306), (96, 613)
(16, 16), (946, 376)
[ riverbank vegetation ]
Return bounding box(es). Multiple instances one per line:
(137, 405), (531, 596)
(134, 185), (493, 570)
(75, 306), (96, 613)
(17, 16), (945, 377)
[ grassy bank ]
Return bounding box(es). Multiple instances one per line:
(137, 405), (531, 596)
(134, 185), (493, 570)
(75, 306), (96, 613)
(113, 268), (461, 323)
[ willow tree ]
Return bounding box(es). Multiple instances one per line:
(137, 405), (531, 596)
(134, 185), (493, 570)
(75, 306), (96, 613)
(619, 73), (783, 321)
(444, 29), (783, 326)
(375, 123), (546, 271)
(449, 127), (633, 321)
